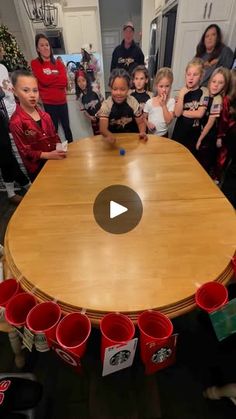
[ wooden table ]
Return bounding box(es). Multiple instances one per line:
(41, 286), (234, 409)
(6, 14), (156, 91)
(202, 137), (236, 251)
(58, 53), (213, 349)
(4, 134), (236, 324)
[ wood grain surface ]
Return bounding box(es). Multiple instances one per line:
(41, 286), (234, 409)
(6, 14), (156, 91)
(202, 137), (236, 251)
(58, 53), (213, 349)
(4, 134), (236, 323)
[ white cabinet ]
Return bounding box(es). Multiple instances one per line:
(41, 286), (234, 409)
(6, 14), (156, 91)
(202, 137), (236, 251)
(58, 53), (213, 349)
(172, 22), (204, 91)
(63, 10), (98, 53)
(180, 0), (234, 22)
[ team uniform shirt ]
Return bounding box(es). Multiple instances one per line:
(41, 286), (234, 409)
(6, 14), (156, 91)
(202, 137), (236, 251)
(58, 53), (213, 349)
(78, 89), (102, 117)
(0, 63), (16, 117)
(10, 104), (60, 176)
(200, 94), (222, 143)
(97, 95), (141, 133)
(197, 94), (222, 172)
(110, 40), (144, 74)
(144, 97), (175, 136)
(31, 58), (67, 105)
(172, 87), (209, 153)
(130, 90), (152, 111)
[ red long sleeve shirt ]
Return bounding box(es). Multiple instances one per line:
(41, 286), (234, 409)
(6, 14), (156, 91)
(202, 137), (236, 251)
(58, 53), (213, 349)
(31, 58), (67, 105)
(217, 96), (236, 139)
(10, 104), (60, 175)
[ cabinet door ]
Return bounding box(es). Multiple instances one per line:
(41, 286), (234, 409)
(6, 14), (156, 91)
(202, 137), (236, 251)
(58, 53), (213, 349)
(171, 22), (204, 91)
(180, 0), (209, 22)
(64, 10), (98, 54)
(180, 0), (233, 22)
(205, 0), (233, 21)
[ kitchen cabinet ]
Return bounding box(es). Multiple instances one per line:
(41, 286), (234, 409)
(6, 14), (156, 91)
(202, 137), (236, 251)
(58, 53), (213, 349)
(180, 0), (234, 22)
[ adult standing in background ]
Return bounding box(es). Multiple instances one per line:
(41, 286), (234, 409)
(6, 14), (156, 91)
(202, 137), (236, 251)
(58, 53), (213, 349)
(31, 34), (73, 142)
(195, 24), (233, 86)
(110, 21), (144, 75)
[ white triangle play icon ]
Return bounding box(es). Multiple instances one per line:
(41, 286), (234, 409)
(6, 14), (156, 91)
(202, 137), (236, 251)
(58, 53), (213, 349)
(110, 200), (128, 219)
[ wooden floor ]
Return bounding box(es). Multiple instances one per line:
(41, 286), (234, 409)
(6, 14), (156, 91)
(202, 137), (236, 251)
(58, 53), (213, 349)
(1, 191), (236, 418)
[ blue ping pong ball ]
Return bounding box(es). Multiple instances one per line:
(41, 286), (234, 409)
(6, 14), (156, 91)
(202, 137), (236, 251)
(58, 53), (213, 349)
(119, 148), (126, 155)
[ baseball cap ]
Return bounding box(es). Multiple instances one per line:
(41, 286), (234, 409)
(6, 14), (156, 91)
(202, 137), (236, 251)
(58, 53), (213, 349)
(123, 21), (134, 31)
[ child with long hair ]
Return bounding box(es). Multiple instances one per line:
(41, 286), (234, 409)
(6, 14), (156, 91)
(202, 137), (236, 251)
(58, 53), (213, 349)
(130, 65), (152, 110)
(97, 68), (147, 144)
(172, 58), (209, 156)
(75, 69), (102, 135)
(143, 67), (174, 136)
(196, 67), (231, 173)
(217, 69), (236, 207)
(10, 69), (66, 181)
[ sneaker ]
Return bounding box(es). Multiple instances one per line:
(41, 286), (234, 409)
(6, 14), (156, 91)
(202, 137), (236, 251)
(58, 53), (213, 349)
(9, 194), (23, 205)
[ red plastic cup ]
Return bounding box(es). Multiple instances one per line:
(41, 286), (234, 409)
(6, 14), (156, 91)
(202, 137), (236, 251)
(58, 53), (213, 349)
(195, 281), (228, 313)
(0, 279), (21, 321)
(0, 279), (20, 308)
(138, 310), (174, 363)
(100, 313), (135, 361)
(5, 292), (37, 327)
(56, 312), (91, 358)
(26, 301), (61, 352)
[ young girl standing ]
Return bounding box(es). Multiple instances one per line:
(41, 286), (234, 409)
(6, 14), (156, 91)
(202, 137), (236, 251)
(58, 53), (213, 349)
(172, 58), (209, 155)
(75, 69), (102, 135)
(97, 68), (147, 144)
(195, 67), (231, 173)
(217, 69), (236, 207)
(10, 70), (66, 181)
(143, 67), (175, 137)
(130, 65), (152, 110)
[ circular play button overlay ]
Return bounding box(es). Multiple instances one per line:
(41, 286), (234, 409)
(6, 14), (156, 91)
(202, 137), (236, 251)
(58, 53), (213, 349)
(93, 185), (143, 234)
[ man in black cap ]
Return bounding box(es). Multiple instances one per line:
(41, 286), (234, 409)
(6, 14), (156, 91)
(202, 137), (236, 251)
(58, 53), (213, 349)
(110, 21), (144, 74)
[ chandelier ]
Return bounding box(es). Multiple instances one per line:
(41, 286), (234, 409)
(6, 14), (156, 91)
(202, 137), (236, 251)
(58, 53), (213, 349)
(22, 0), (45, 22)
(22, 0), (58, 27)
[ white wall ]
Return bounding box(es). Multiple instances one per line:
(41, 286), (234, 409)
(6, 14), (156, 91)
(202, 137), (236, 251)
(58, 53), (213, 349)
(141, 0), (155, 58)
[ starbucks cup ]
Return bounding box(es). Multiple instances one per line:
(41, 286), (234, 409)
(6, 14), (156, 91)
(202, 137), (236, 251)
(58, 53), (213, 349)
(138, 310), (173, 363)
(195, 282), (228, 313)
(5, 292), (37, 327)
(56, 312), (91, 358)
(26, 301), (61, 352)
(100, 313), (135, 361)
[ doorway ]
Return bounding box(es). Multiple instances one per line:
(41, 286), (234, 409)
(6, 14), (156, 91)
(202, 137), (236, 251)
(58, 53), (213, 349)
(101, 30), (121, 94)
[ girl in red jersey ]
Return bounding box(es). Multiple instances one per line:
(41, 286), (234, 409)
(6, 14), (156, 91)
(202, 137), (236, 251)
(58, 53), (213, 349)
(10, 70), (66, 181)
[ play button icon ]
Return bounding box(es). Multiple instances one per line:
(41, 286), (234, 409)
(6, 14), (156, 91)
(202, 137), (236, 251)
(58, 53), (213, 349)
(93, 185), (143, 234)
(110, 201), (128, 219)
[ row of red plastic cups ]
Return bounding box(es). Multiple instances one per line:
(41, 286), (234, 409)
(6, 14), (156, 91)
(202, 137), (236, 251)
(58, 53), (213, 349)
(0, 275), (232, 360)
(0, 279), (174, 361)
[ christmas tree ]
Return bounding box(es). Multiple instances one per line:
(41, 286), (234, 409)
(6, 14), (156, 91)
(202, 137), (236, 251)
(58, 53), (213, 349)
(0, 25), (28, 72)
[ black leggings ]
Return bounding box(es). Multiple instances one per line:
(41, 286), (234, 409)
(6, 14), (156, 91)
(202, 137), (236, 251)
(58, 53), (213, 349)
(44, 103), (73, 142)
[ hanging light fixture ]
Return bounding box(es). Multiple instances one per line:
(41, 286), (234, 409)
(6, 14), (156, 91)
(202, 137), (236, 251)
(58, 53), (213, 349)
(42, 1), (58, 27)
(22, 0), (45, 22)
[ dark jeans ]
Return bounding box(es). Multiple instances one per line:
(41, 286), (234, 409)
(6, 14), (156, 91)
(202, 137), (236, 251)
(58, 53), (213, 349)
(44, 103), (73, 142)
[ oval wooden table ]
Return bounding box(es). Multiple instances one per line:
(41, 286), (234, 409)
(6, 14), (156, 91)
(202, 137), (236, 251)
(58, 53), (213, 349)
(4, 134), (236, 324)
